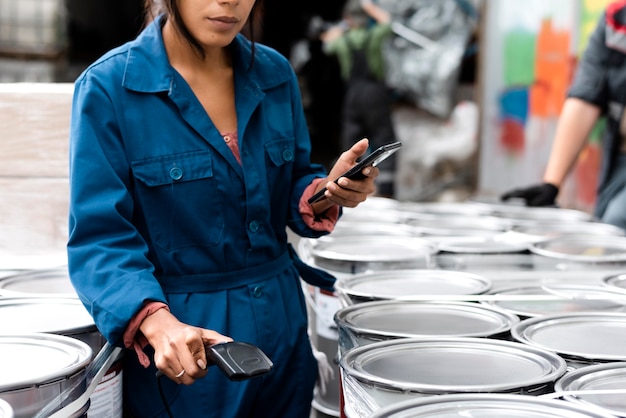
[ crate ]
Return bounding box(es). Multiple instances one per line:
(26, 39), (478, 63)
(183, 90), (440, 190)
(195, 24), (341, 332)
(0, 0), (67, 57)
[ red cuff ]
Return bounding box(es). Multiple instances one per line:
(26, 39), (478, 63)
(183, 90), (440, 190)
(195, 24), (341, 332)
(123, 301), (169, 368)
(300, 179), (340, 232)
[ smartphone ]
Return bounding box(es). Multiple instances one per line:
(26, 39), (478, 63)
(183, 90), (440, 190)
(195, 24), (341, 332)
(308, 141), (402, 204)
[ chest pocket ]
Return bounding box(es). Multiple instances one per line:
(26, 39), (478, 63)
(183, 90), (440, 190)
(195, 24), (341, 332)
(264, 138), (295, 188)
(131, 150), (224, 251)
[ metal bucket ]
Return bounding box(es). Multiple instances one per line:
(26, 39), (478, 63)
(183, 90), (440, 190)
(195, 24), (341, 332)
(0, 333), (92, 418)
(554, 361), (626, 417)
(0, 399), (13, 418)
(0, 296), (123, 418)
(299, 234), (438, 417)
(334, 269), (492, 305)
(512, 312), (626, 369)
(335, 300), (520, 355)
(483, 284), (626, 318)
(339, 337), (567, 418)
(368, 393), (617, 418)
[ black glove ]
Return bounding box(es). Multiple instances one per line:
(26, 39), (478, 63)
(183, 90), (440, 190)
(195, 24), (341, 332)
(500, 183), (559, 207)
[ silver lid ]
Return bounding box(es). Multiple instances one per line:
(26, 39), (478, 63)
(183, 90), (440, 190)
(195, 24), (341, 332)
(555, 362), (626, 417)
(335, 269), (492, 301)
(397, 201), (494, 218)
(335, 300), (519, 338)
(512, 221), (625, 240)
(487, 204), (593, 223)
(512, 313), (626, 362)
(0, 298), (95, 335)
(309, 236), (438, 263)
(0, 333), (92, 391)
(485, 285), (626, 317)
(436, 236), (529, 254)
(369, 393), (616, 418)
(328, 221), (417, 238)
(0, 267), (76, 298)
(407, 215), (511, 237)
(529, 235), (626, 263)
(340, 337), (566, 394)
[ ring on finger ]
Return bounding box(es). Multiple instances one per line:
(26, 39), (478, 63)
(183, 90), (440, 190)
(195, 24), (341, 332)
(175, 369), (185, 378)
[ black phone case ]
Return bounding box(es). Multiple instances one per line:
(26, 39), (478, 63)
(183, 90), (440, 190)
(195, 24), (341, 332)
(307, 141), (402, 204)
(206, 342), (273, 381)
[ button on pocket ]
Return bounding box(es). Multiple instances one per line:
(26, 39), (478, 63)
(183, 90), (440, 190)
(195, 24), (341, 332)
(169, 167), (183, 180)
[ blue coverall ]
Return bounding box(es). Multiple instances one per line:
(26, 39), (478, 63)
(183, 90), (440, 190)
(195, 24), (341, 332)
(68, 16), (334, 417)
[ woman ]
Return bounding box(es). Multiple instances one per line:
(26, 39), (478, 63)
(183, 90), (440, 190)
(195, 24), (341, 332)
(67, 0), (378, 416)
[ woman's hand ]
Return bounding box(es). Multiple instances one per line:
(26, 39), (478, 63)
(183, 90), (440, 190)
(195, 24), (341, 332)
(139, 308), (232, 385)
(312, 138), (379, 213)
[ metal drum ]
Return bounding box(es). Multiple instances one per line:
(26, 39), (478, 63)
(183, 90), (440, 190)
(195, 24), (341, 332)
(0, 399), (13, 418)
(0, 333), (92, 418)
(339, 337), (567, 418)
(334, 269), (492, 305)
(554, 362), (626, 417)
(368, 393), (617, 418)
(512, 313), (626, 369)
(483, 284), (626, 318)
(0, 267), (77, 298)
(335, 300), (520, 354)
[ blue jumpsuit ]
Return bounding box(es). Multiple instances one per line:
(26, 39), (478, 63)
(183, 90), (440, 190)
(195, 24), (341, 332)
(67, 16), (334, 417)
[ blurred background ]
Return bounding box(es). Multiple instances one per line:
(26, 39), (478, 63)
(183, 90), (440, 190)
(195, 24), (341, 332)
(0, 0), (613, 258)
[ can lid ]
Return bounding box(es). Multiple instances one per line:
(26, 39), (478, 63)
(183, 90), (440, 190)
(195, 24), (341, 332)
(436, 236), (529, 254)
(512, 313), (626, 362)
(555, 362), (626, 417)
(0, 267), (76, 298)
(335, 270), (491, 301)
(512, 221), (625, 240)
(529, 235), (626, 263)
(0, 333), (92, 391)
(335, 300), (519, 338)
(340, 337), (566, 394)
(485, 284), (626, 317)
(0, 298), (95, 335)
(309, 236), (438, 263)
(369, 393), (615, 418)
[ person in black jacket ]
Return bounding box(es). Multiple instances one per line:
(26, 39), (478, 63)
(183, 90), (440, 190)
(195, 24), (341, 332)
(502, 2), (626, 230)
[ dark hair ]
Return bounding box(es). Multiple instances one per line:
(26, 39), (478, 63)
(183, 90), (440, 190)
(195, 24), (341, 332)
(343, 0), (368, 27)
(145, 0), (262, 63)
